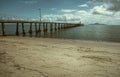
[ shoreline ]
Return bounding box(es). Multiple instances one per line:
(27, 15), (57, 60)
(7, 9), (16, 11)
(0, 36), (120, 77)
(0, 35), (120, 44)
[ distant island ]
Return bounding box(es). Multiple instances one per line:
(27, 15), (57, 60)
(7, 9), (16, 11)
(90, 23), (107, 25)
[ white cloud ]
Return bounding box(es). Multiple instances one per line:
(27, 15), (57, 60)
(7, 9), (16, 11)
(78, 4), (88, 7)
(51, 8), (56, 11)
(61, 9), (76, 13)
(42, 7), (120, 25)
(42, 13), (81, 23)
(43, 14), (65, 22)
(42, 10), (90, 23)
(76, 10), (90, 15)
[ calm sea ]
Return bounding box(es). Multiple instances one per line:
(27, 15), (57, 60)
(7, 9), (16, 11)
(0, 24), (120, 42)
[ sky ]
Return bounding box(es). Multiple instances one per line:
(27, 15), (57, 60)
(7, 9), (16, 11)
(0, 0), (120, 24)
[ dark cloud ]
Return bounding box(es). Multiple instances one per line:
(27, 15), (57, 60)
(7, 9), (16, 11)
(106, 0), (120, 11)
(93, 0), (120, 11)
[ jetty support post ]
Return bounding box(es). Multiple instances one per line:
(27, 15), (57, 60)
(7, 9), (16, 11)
(45, 23), (48, 32)
(59, 23), (61, 30)
(54, 23), (57, 31)
(29, 23), (32, 35)
(43, 23), (46, 32)
(16, 22), (19, 36)
(38, 22), (41, 37)
(61, 23), (63, 29)
(60, 23), (62, 30)
(65, 23), (67, 29)
(35, 23), (38, 36)
(38, 23), (41, 32)
(1, 22), (5, 36)
(66, 23), (68, 28)
(62, 23), (64, 29)
(58, 23), (60, 30)
(70, 24), (72, 28)
(63, 23), (65, 29)
(22, 22), (25, 36)
(50, 23), (53, 32)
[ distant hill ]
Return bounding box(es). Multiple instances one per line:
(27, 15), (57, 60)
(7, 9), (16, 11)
(90, 23), (107, 25)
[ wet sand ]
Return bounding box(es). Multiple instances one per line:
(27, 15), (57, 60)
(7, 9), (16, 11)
(0, 36), (120, 77)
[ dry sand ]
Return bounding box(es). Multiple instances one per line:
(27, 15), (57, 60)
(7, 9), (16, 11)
(0, 36), (120, 77)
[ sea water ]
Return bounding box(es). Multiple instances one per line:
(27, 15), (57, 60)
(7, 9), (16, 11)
(0, 24), (120, 42)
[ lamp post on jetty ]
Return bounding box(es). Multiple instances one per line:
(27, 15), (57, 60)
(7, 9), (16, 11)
(39, 8), (42, 22)
(38, 8), (42, 33)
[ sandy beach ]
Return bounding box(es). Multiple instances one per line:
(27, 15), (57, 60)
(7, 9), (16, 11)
(0, 36), (120, 77)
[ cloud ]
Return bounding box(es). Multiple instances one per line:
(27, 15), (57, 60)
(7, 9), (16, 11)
(61, 9), (76, 13)
(51, 8), (57, 10)
(78, 4), (88, 7)
(93, 0), (120, 12)
(76, 10), (90, 15)
(42, 7), (120, 25)
(42, 9), (91, 23)
(43, 14), (67, 22)
(42, 13), (81, 23)
(91, 5), (114, 16)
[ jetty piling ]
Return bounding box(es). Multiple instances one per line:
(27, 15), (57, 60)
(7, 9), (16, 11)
(1, 22), (5, 36)
(29, 23), (32, 35)
(58, 23), (60, 30)
(35, 23), (38, 36)
(54, 23), (57, 31)
(38, 23), (41, 32)
(45, 23), (48, 32)
(22, 22), (25, 36)
(43, 23), (46, 32)
(16, 22), (19, 36)
(50, 23), (53, 32)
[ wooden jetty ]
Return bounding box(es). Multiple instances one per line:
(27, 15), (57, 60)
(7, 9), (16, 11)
(0, 20), (82, 36)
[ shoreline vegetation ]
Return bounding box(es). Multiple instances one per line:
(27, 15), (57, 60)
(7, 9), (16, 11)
(0, 36), (120, 77)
